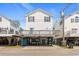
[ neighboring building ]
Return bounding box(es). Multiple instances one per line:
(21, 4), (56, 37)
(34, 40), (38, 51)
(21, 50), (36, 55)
(60, 13), (79, 37)
(54, 13), (79, 45)
(0, 15), (20, 37)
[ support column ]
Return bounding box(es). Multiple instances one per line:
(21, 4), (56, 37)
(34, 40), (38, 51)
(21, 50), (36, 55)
(46, 38), (48, 45)
(30, 38), (32, 45)
(8, 37), (11, 46)
(62, 37), (66, 46)
(39, 37), (40, 45)
(14, 37), (17, 46)
(51, 38), (53, 46)
(15, 37), (19, 46)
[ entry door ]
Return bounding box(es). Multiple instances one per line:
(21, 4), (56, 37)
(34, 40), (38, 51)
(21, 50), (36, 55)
(48, 38), (52, 45)
(30, 28), (34, 34)
(41, 39), (47, 45)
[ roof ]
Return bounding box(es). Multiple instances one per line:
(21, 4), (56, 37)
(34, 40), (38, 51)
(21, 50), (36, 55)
(25, 8), (53, 17)
(65, 12), (79, 20)
(0, 14), (20, 25)
(10, 20), (20, 25)
(0, 14), (11, 22)
(59, 12), (79, 24)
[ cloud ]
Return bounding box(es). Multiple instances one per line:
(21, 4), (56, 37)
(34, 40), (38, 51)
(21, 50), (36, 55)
(20, 3), (35, 11)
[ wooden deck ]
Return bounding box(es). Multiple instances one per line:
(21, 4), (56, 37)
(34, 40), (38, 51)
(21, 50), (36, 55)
(21, 30), (54, 37)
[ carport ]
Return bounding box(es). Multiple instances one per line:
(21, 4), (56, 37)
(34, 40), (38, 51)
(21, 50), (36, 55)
(20, 36), (53, 46)
(54, 36), (79, 46)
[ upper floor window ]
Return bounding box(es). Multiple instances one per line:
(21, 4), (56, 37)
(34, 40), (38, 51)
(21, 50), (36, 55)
(44, 16), (50, 22)
(71, 18), (74, 23)
(9, 29), (14, 34)
(0, 28), (7, 34)
(75, 16), (79, 22)
(15, 31), (18, 34)
(28, 16), (34, 22)
(0, 17), (2, 22)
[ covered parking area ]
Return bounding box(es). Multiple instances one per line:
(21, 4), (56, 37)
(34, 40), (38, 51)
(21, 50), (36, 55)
(54, 36), (79, 46)
(20, 35), (53, 46)
(0, 34), (20, 46)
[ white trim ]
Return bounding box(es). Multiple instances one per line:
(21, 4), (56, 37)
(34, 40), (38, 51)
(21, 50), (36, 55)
(25, 8), (53, 17)
(0, 34), (15, 37)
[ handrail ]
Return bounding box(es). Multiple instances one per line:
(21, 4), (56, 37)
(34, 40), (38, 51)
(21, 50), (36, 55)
(21, 30), (54, 36)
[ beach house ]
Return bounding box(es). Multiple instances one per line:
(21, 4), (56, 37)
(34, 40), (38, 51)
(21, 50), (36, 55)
(0, 15), (20, 45)
(21, 9), (54, 46)
(55, 13), (79, 45)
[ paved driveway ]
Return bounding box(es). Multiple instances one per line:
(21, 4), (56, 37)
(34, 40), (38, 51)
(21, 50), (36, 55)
(0, 45), (79, 56)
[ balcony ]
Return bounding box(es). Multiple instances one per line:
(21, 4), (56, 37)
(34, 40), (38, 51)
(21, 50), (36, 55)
(21, 30), (54, 37)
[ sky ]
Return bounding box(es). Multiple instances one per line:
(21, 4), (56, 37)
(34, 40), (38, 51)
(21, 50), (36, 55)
(0, 3), (79, 29)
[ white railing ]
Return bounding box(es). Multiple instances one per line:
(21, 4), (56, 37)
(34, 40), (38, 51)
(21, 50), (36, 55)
(21, 30), (54, 37)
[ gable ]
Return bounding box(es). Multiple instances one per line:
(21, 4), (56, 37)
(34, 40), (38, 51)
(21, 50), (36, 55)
(29, 11), (50, 17)
(25, 9), (52, 17)
(60, 13), (79, 25)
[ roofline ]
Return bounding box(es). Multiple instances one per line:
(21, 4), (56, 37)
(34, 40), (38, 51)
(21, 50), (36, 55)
(59, 12), (79, 23)
(65, 12), (79, 20)
(25, 8), (53, 17)
(0, 14), (20, 25)
(0, 15), (11, 22)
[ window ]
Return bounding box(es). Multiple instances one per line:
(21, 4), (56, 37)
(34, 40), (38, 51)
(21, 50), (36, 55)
(66, 31), (70, 36)
(44, 16), (50, 22)
(0, 17), (2, 22)
(0, 28), (7, 34)
(71, 18), (74, 23)
(9, 29), (14, 34)
(28, 16), (34, 22)
(71, 28), (77, 34)
(15, 31), (18, 34)
(75, 16), (79, 22)
(71, 16), (79, 23)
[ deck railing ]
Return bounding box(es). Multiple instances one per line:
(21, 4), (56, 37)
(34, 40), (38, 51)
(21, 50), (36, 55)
(21, 30), (54, 37)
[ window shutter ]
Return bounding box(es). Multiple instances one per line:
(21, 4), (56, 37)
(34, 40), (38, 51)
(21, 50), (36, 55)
(33, 16), (34, 22)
